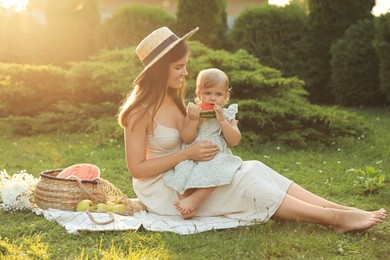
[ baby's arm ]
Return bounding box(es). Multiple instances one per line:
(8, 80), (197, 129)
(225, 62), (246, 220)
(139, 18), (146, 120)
(181, 104), (201, 144)
(215, 105), (241, 147)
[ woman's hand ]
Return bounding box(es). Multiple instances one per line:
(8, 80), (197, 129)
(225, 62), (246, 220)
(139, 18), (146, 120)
(184, 141), (219, 161)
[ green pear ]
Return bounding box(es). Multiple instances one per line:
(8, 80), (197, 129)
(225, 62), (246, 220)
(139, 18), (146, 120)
(76, 199), (94, 212)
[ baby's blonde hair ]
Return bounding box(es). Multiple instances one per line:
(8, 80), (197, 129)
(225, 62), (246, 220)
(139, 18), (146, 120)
(195, 68), (230, 103)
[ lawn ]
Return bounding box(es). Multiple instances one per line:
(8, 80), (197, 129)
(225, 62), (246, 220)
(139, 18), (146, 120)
(0, 107), (389, 259)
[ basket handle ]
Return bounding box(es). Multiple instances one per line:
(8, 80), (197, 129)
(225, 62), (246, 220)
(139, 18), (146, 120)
(86, 210), (115, 225)
(69, 176), (96, 200)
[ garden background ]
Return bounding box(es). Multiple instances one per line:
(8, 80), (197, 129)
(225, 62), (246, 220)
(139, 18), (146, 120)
(0, 0), (389, 259)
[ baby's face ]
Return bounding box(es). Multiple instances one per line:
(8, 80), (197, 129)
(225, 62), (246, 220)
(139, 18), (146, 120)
(199, 83), (228, 106)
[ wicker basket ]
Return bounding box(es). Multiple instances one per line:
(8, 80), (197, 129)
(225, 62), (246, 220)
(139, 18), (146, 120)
(34, 169), (107, 211)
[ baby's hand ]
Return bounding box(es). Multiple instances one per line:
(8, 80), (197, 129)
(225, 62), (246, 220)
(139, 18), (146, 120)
(214, 104), (224, 123)
(187, 103), (201, 121)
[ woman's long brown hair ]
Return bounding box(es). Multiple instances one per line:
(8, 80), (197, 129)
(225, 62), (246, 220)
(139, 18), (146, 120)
(117, 41), (188, 129)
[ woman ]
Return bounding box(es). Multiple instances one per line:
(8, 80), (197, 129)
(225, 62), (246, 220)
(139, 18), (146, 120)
(117, 26), (387, 232)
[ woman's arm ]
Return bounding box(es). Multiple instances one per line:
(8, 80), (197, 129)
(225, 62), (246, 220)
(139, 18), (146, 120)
(125, 110), (219, 179)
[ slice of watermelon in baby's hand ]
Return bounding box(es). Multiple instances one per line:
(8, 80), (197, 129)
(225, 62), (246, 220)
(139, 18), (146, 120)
(198, 103), (216, 118)
(198, 103), (215, 111)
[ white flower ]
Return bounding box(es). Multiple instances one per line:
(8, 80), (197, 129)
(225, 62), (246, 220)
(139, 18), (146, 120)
(0, 169), (39, 211)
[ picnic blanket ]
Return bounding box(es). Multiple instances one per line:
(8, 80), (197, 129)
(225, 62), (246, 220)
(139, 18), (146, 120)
(33, 208), (255, 235)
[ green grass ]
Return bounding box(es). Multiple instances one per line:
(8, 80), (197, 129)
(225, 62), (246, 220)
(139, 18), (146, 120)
(0, 107), (389, 259)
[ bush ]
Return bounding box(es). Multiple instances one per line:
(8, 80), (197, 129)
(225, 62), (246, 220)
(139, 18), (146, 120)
(306, 0), (375, 103)
(229, 4), (309, 79)
(175, 0), (228, 49)
(0, 41), (368, 148)
(330, 19), (387, 106)
(0, 63), (69, 116)
(187, 42), (367, 147)
(68, 49), (139, 104)
(97, 5), (175, 50)
(0, 13), (45, 64)
(374, 13), (390, 102)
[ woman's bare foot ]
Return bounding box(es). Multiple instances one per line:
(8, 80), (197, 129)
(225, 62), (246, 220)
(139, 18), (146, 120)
(173, 197), (199, 219)
(333, 208), (387, 233)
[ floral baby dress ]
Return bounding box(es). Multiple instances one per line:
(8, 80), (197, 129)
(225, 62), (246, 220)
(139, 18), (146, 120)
(162, 103), (242, 194)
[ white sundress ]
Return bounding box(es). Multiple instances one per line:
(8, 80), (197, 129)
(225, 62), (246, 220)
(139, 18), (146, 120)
(162, 103), (242, 194)
(132, 105), (294, 222)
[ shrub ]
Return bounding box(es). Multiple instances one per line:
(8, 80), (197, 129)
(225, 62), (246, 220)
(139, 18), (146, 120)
(44, 0), (100, 65)
(330, 19), (387, 106)
(187, 42), (367, 147)
(67, 49), (139, 104)
(306, 0), (375, 103)
(0, 63), (69, 116)
(97, 5), (175, 50)
(0, 13), (45, 64)
(0, 41), (368, 148)
(175, 0), (228, 49)
(229, 4), (309, 79)
(374, 13), (390, 102)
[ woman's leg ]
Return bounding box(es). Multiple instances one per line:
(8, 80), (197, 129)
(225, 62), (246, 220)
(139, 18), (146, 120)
(273, 194), (387, 233)
(286, 183), (356, 210)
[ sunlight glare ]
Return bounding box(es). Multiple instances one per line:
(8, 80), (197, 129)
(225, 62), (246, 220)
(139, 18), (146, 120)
(268, 0), (290, 7)
(0, 0), (29, 13)
(373, 0), (390, 16)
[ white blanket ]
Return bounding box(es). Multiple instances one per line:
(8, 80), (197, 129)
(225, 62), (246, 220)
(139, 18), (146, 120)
(34, 208), (255, 235)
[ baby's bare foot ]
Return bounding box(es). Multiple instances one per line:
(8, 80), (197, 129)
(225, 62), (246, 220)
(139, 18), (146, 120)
(335, 208), (387, 233)
(173, 197), (198, 219)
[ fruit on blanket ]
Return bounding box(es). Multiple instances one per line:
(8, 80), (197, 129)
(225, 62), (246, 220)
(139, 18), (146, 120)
(112, 204), (126, 214)
(198, 103), (216, 118)
(105, 201), (116, 212)
(95, 203), (108, 213)
(86, 198), (127, 213)
(76, 199), (94, 211)
(112, 197), (124, 205)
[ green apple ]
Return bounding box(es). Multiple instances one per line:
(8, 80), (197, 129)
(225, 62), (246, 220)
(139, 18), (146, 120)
(95, 203), (108, 213)
(76, 199), (94, 212)
(112, 197), (124, 205)
(105, 201), (116, 212)
(113, 204), (126, 214)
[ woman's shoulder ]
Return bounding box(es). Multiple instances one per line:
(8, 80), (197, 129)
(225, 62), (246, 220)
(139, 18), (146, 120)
(126, 105), (152, 127)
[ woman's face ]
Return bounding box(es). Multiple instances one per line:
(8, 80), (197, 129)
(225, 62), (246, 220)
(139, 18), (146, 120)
(167, 54), (189, 90)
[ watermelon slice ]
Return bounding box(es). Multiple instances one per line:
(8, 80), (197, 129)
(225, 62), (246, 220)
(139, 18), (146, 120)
(198, 103), (216, 118)
(198, 103), (214, 111)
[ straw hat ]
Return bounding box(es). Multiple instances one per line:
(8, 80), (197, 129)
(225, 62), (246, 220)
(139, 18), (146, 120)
(133, 26), (199, 85)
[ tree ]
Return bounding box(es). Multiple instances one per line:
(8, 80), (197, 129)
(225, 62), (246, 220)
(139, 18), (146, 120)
(306, 0), (375, 103)
(229, 4), (309, 78)
(97, 5), (175, 49)
(175, 0), (228, 49)
(330, 19), (386, 106)
(374, 13), (390, 102)
(43, 0), (100, 65)
(0, 13), (45, 64)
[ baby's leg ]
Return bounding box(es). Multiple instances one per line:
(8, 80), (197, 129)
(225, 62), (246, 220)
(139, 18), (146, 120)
(178, 188), (195, 200)
(174, 187), (215, 219)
